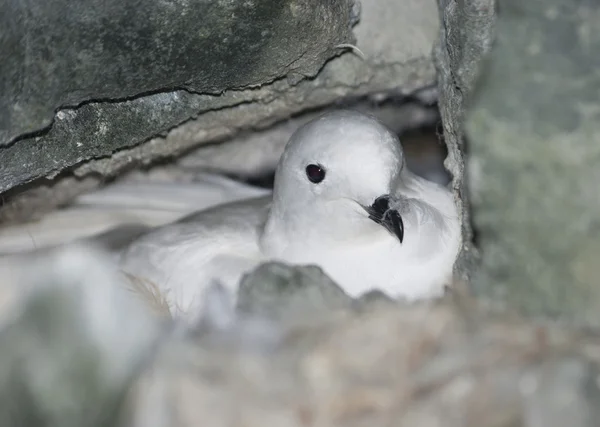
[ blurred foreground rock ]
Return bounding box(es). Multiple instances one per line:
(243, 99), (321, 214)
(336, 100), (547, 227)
(2, 247), (600, 427)
(0, 246), (161, 427)
(466, 0), (600, 325)
(136, 303), (600, 427)
(237, 262), (353, 320)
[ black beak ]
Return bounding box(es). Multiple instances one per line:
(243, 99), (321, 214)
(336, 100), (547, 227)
(363, 195), (404, 243)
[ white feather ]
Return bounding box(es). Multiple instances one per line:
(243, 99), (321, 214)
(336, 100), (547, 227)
(120, 110), (461, 321)
(0, 173), (270, 255)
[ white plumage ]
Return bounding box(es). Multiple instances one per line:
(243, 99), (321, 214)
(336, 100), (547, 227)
(0, 173), (269, 255)
(120, 110), (460, 322)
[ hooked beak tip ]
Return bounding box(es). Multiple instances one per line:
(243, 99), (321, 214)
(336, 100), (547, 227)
(363, 195), (404, 243)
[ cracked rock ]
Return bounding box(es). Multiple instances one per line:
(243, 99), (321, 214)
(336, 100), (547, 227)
(0, 0), (357, 192)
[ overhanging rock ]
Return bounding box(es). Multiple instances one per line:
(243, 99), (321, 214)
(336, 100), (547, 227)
(1, 0), (441, 221)
(0, 0), (357, 193)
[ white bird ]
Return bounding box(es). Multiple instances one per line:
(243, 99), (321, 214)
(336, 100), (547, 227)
(120, 110), (461, 321)
(0, 172), (269, 256)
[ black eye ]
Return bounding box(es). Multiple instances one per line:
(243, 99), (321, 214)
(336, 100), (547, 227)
(305, 164), (326, 184)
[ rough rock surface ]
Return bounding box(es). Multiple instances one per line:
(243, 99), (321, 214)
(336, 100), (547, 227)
(73, 0), (439, 180)
(0, 95), (441, 224)
(3, 246), (600, 427)
(0, 0), (357, 191)
(237, 262), (353, 320)
(433, 0), (496, 284)
(132, 302), (600, 427)
(0, 0), (439, 201)
(465, 0), (600, 326)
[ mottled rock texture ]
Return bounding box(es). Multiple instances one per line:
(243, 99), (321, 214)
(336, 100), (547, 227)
(237, 262), (353, 320)
(3, 248), (600, 427)
(433, 0), (496, 283)
(466, 0), (600, 325)
(132, 301), (600, 427)
(0, 0), (439, 198)
(0, 0), (356, 191)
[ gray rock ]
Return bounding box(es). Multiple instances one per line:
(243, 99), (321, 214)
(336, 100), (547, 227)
(236, 262), (353, 320)
(0, 0), (356, 192)
(130, 299), (600, 427)
(0, 0), (440, 204)
(355, 289), (394, 304)
(0, 245), (160, 427)
(2, 242), (600, 427)
(433, 0), (496, 284)
(75, 0), (440, 182)
(0, 0), (356, 147)
(352, 288), (400, 313)
(465, 0), (600, 326)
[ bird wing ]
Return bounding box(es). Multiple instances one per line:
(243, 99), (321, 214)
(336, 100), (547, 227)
(0, 173), (271, 256)
(75, 172), (270, 211)
(118, 196), (270, 318)
(393, 169), (459, 259)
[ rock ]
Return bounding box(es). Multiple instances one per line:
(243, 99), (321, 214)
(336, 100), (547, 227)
(353, 289), (396, 311)
(0, 245), (160, 427)
(465, 0), (600, 326)
(2, 244), (600, 427)
(130, 299), (600, 427)
(0, 0), (440, 205)
(236, 262), (353, 321)
(433, 0), (496, 284)
(0, 0), (356, 192)
(74, 0), (440, 182)
(0, 0), (356, 147)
